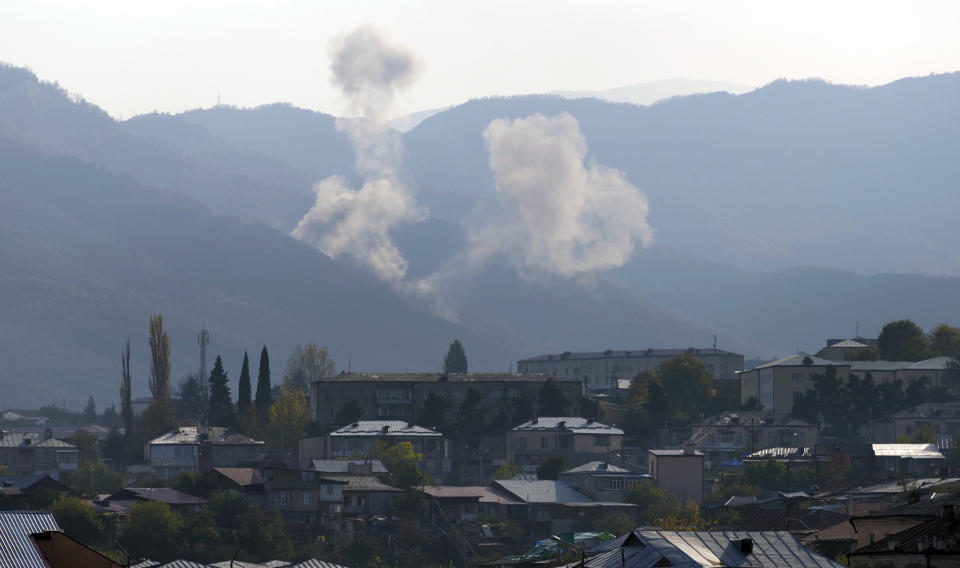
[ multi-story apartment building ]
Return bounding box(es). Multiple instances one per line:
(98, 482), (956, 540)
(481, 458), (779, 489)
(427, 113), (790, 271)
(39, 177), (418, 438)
(0, 430), (79, 479)
(517, 348), (744, 393)
(506, 417), (624, 471)
(145, 426), (265, 479)
(310, 372), (581, 430)
(327, 420), (450, 479)
(739, 354), (851, 414)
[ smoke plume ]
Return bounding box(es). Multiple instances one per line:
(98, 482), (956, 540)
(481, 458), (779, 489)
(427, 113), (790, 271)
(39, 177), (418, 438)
(293, 27), (425, 283)
(465, 112), (654, 278)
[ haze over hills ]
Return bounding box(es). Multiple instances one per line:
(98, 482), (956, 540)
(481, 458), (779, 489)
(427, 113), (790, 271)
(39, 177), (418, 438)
(550, 78), (753, 105)
(3, 62), (960, 407)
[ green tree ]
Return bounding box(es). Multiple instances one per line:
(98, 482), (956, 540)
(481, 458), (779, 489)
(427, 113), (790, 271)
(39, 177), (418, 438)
(208, 355), (234, 426)
(120, 501), (184, 562)
(743, 459), (788, 490)
(511, 392), (535, 426)
(120, 339), (134, 437)
(237, 506), (293, 561)
(656, 355), (715, 424)
(493, 462), (521, 480)
(141, 395), (175, 440)
(334, 400), (364, 429)
(148, 314), (172, 399)
(268, 384), (309, 451)
(879, 319), (931, 361)
(371, 440), (432, 488)
(537, 378), (570, 416)
(536, 455), (568, 480)
(81, 396), (97, 424)
(62, 462), (123, 497)
(930, 323), (960, 358)
(255, 346), (273, 419)
(453, 388), (487, 449)
(284, 343), (336, 392)
(625, 481), (674, 523)
(237, 351), (253, 412)
(177, 375), (204, 422)
(51, 496), (102, 545)
(417, 392), (449, 432)
(444, 339), (468, 373)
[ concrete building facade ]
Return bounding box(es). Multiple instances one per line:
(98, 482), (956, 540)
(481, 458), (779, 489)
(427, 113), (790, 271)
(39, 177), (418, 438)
(517, 348), (744, 393)
(649, 446), (705, 505)
(739, 355), (851, 414)
(507, 417), (624, 472)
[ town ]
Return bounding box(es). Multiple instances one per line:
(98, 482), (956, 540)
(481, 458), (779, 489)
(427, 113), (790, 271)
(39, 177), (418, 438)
(3, 316), (960, 568)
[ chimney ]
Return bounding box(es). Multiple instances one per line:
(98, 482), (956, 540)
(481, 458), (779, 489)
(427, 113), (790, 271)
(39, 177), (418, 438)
(739, 538), (753, 555)
(381, 425), (390, 434)
(683, 442), (696, 456)
(558, 421), (566, 430)
(599, 462), (607, 471)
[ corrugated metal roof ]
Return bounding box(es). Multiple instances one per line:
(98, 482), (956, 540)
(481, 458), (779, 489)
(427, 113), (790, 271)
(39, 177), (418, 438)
(208, 468), (263, 486)
(562, 461), (630, 474)
(130, 561), (160, 568)
(107, 487), (207, 505)
(0, 511), (60, 568)
(331, 421), (441, 437)
(872, 443), (944, 459)
(287, 559), (352, 568)
(320, 372), (572, 383)
(324, 475), (401, 492)
(904, 356), (955, 370)
(0, 432), (76, 448)
(562, 530), (842, 567)
(512, 417), (624, 435)
(753, 354), (847, 369)
(308, 460), (388, 474)
(154, 561), (212, 568)
(148, 426), (264, 446)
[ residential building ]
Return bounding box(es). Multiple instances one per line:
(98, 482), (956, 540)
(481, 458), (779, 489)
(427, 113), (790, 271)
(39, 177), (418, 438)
(418, 485), (526, 523)
(145, 426), (265, 479)
(562, 530), (843, 567)
(326, 420), (449, 479)
(260, 467), (346, 523)
(739, 355), (851, 413)
(816, 338), (877, 361)
(649, 446), (704, 505)
(871, 443), (945, 477)
(99, 487), (206, 514)
(492, 479), (637, 535)
(201, 467), (266, 504)
(30, 530), (124, 568)
(0, 429), (79, 479)
(507, 417), (624, 472)
(0, 511), (61, 568)
(305, 459), (388, 478)
(326, 475), (401, 517)
(658, 411), (819, 468)
(518, 348), (744, 393)
(558, 461), (651, 502)
(868, 402), (960, 442)
(849, 512), (960, 568)
(310, 372), (581, 430)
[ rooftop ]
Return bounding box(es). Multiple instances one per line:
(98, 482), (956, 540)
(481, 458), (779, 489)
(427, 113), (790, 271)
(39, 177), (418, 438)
(512, 417), (624, 435)
(883, 402), (960, 420)
(520, 347), (743, 363)
(698, 411), (815, 428)
(307, 459), (388, 474)
(324, 475), (401, 493)
(564, 530), (841, 567)
(207, 467), (263, 487)
(751, 354), (849, 370)
(0, 431), (76, 449)
(846, 360), (914, 372)
(493, 479), (593, 503)
(852, 514), (960, 555)
(419, 485), (525, 504)
(148, 426), (264, 446)
(330, 421), (442, 437)
(0, 511), (60, 568)
(872, 443), (944, 459)
(649, 449), (705, 457)
(562, 461), (631, 474)
(317, 372), (576, 383)
(105, 487), (207, 505)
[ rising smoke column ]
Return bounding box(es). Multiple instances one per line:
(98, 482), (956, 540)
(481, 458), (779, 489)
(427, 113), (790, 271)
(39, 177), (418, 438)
(465, 112), (654, 278)
(293, 27), (426, 283)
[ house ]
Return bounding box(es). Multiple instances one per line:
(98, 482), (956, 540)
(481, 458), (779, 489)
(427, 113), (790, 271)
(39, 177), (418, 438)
(419, 484), (526, 523)
(871, 443), (945, 477)
(848, 510), (960, 567)
(200, 467), (266, 503)
(492, 479), (636, 534)
(816, 338), (876, 361)
(868, 402), (960, 443)
(561, 530), (843, 567)
(305, 459), (388, 478)
(30, 530), (124, 568)
(145, 426), (265, 479)
(100, 487), (206, 514)
(658, 411), (819, 468)
(739, 355), (851, 413)
(0, 511), (61, 568)
(260, 467), (346, 524)
(325, 474), (401, 518)
(518, 348), (745, 394)
(558, 461), (651, 502)
(310, 372), (581, 429)
(507, 417), (624, 472)
(0, 429), (79, 479)
(649, 446), (705, 506)
(326, 421), (449, 479)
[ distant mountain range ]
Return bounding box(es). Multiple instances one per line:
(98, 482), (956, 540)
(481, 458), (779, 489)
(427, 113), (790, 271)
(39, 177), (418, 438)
(2, 62), (960, 407)
(550, 78), (753, 105)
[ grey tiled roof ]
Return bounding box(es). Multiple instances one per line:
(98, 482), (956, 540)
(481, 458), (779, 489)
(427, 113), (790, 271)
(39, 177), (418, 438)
(562, 461), (630, 474)
(752, 354), (848, 369)
(493, 479), (593, 503)
(325, 475), (401, 492)
(0, 511), (60, 568)
(308, 460), (388, 474)
(320, 372), (573, 383)
(0, 432), (76, 449)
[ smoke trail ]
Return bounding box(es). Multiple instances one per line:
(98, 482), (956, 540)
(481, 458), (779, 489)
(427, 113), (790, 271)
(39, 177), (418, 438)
(462, 112), (654, 278)
(292, 27), (426, 283)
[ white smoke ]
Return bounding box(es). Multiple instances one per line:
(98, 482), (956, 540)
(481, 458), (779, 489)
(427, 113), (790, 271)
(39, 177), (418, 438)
(292, 27), (426, 283)
(464, 112), (654, 278)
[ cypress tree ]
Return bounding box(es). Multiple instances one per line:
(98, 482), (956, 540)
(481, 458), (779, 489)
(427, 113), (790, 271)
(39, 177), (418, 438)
(255, 346), (273, 419)
(208, 355), (234, 426)
(237, 351), (252, 412)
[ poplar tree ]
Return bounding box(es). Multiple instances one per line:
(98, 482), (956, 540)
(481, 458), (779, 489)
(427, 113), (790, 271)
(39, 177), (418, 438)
(237, 351), (252, 412)
(120, 339), (134, 435)
(255, 346), (273, 419)
(148, 314), (171, 399)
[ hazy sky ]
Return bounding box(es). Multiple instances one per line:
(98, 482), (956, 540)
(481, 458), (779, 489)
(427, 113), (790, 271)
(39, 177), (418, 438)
(1, 0), (958, 120)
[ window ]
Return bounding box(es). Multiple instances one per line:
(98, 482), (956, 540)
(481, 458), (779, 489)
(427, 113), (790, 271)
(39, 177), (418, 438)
(594, 435), (610, 447)
(301, 491), (311, 506)
(271, 490), (290, 509)
(301, 471), (315, 481)
(326, 484), (333, 494)
(518, 437), (528, 450)
(559, 437), (571, 449)
(540, 437), (549, 449)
